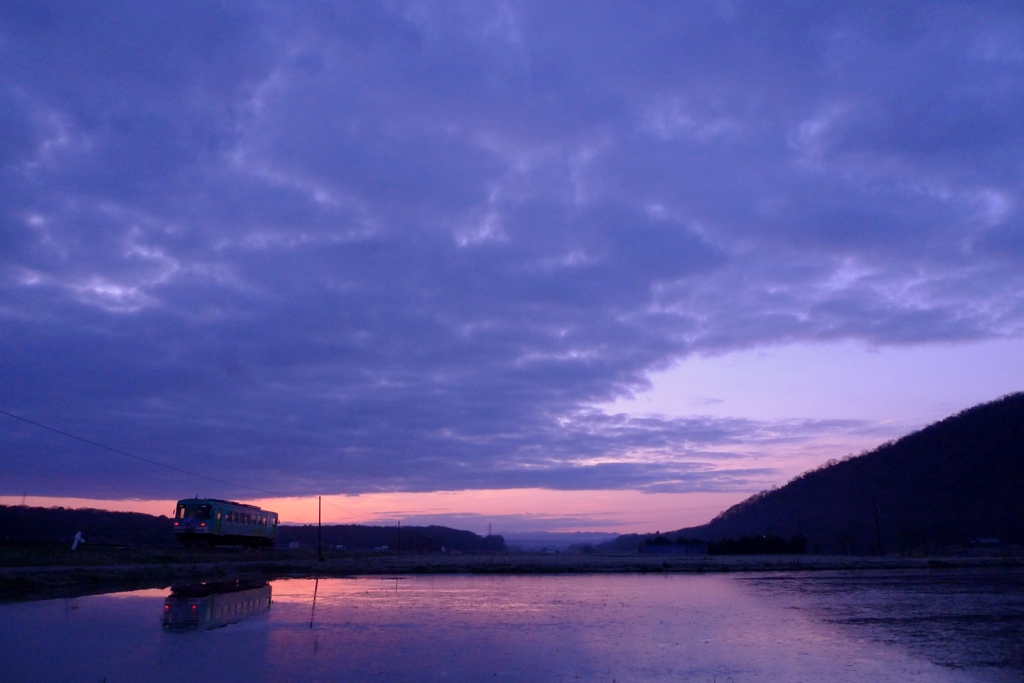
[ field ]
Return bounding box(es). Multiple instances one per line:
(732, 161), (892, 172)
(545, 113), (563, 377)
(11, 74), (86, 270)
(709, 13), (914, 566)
(2, 541), (1021, 603)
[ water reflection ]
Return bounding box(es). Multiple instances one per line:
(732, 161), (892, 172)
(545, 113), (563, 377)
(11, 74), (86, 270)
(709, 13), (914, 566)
(162, 579), (272, 632)
(0, 572), (1019, 682)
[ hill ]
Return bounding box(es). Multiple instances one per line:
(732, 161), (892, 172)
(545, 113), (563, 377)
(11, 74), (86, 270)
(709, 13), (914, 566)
(682, 393), (1024, 553)
(601, 393), (1024, 555)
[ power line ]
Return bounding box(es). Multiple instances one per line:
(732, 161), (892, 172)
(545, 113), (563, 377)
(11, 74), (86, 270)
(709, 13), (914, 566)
(0, 408), (291, 498)
(319, 496), (376, 524)
(1, 407), (379, 523)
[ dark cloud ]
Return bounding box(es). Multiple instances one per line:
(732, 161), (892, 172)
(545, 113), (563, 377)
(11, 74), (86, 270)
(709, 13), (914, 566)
(1, 1), (1021, 499)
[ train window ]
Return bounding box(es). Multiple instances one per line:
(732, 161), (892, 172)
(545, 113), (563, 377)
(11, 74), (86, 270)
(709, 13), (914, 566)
(197, 505), (212, 520)
(216, 511), (222, 521)
(176, 505), (185, 519)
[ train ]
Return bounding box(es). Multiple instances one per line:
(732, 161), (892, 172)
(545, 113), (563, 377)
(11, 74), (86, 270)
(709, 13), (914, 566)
(173, 498), (279, 547)
(163, 579), (272, 631)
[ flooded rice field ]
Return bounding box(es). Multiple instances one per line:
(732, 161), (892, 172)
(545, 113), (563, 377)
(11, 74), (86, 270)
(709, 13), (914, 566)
(2, 569), (1021, 682)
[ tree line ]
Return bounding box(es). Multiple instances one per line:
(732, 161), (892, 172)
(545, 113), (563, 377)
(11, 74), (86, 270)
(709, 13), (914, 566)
(0, 504), (505, 552)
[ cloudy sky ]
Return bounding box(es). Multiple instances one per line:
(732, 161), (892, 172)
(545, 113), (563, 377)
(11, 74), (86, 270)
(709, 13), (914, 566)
(2, 1), (1022, 533)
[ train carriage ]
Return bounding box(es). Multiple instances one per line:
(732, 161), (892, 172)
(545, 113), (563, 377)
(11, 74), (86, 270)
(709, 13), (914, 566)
(173, 498), (278, 547)
(162, 580), (272, 631)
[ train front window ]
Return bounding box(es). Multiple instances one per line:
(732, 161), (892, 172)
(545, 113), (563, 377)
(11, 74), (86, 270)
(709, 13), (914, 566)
(197, 505), (212, 520)
(176, 505), (185, 519)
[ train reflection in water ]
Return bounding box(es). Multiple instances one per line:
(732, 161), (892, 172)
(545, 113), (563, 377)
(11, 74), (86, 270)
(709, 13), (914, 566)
(162, 579), (272, 631)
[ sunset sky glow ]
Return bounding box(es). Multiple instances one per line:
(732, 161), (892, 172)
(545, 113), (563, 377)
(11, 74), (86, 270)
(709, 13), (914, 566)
(2, 2), (1023, 533)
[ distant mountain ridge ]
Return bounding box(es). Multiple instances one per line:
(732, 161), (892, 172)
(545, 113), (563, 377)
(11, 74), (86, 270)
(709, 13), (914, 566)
(502, 531), (618, 551)
(601, 393), (1024, 554)
(279, 524), (504, 552)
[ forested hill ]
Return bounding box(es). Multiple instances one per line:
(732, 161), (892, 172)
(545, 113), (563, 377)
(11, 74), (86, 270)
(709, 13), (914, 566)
(0, 504), (503, 551)
(672, 392), (1024, 554)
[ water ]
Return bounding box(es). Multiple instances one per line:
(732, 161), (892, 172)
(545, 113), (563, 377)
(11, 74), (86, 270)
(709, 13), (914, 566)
(1, 569), (1021, 682)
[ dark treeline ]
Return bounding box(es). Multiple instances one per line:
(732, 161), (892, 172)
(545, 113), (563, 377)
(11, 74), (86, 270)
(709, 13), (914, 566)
(599, 532), (706, 554)
(644, 535), (705, 549)
(277, 524), (505, 552)
(0, 504), (505, 552)
(707, 535), (806, 555)
(672, 393), (1024, 555)
(599, 532), (805, 556)
(0, 505), (173, 545)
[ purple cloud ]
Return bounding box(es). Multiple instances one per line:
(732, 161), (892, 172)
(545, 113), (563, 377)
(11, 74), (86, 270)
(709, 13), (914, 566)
(1, 1), (1022, 499)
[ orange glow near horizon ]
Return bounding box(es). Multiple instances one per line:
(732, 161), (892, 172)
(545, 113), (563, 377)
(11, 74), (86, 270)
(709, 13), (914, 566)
(0, 489), (751, 534)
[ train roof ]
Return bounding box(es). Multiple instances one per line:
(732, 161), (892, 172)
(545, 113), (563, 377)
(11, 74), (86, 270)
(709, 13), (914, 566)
(169, 579), (269, 598)
(176, 497), (270, 511)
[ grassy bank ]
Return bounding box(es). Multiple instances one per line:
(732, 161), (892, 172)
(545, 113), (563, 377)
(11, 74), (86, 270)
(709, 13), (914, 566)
(2, 542), (1021, 603)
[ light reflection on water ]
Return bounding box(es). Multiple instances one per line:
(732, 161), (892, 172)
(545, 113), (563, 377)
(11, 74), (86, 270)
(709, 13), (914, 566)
(1, 570), (1021, 682)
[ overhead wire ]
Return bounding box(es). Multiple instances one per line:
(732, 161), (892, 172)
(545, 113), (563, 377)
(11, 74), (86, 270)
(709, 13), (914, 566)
(0, 408), (378, 523)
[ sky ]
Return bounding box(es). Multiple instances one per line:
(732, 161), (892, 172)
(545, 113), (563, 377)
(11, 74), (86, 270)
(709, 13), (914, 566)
(1, 1), (1023, 534)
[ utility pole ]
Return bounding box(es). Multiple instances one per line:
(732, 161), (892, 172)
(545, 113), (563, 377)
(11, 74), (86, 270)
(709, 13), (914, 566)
(310, 577), (319, 629)
(318, 495), (323, 561)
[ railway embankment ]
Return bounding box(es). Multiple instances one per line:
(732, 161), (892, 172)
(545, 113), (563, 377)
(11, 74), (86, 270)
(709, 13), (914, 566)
(2, 543), (1021, 603)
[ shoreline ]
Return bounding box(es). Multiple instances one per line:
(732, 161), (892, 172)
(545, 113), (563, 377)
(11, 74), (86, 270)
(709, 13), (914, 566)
(2, 551), (1021, 603)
